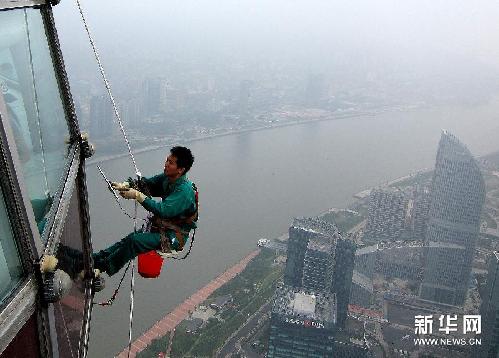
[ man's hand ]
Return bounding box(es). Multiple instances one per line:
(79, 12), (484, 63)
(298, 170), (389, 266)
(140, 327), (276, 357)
(119, 188), (146, 203)
(111, 181), (130, 191)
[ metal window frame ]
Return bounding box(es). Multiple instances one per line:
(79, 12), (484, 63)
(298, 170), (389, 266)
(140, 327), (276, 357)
(41, 5), (95, 358)
(0, 1), (55, 11)
(0, 279), (38, 355)
(0, 3), (89, 256)
(0, 85), (41, 274)
(0, 3), (94, 357)
(0, 86), (46, 357)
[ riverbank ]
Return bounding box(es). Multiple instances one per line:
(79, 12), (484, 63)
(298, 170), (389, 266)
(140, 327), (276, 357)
(86, 110), (381, 166)
(116, 249), (260, 358)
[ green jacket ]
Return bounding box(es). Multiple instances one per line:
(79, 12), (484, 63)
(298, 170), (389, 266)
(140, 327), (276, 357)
(141, 174), (197, 242)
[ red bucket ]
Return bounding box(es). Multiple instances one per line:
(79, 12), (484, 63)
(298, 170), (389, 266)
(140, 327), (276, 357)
(138, 251), (164, 278)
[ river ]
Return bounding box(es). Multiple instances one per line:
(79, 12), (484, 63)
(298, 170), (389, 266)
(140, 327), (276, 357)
(86, 100), (499, 357)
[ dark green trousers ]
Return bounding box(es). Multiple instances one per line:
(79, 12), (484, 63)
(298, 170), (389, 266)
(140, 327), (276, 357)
(93, 231), (161, 276)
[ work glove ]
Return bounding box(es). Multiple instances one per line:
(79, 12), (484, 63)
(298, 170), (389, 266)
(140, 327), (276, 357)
(111, 181), (130, 191)
(119, 188), (146, 203)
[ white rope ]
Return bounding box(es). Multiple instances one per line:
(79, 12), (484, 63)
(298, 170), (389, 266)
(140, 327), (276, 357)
(57, 302), (76, 358)
(127, 258), (136, 358)
(96, 165), (147, 222)
(75, 0), (140, 177)
(24, 10), (50, 194)
(74, 3), (140, 353)
(127, 201), (138, 358)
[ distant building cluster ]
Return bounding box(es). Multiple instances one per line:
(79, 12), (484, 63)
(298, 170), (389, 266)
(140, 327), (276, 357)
(267, 131), (491, 357)
(355, 131), (486, 311)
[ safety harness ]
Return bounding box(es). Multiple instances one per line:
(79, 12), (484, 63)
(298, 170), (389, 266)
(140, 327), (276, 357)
(150, 183), (199, 254)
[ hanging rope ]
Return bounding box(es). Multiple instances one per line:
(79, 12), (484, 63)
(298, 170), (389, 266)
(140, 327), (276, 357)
(23, 10), (50, 195)
(170, 229), (196, 260)
(96, 165), (147, 222)
(127, 202), (138, 358)
(75, 2), (140, 353)
(75, 0), (140, 177)
(127, 258), (136, 358)
(92, 261), (131, 306)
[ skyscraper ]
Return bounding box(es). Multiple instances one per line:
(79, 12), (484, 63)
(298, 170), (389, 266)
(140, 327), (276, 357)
(410, 185), (431, 241)
(267, 285), (337, 358)
(302, 238), (335, 293)
(419, 131), (485, 306)
(480, 252), (499, 358)
(283, 217), (355, 328)
(364, 188), (408, 243)
(89, 95), (113, 139)
(333, 238), (357, 326)
(142, 77), (166, 117)
(284, 217), (339, 288)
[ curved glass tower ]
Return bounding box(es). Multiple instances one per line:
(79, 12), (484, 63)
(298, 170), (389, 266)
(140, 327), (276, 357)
(420, 130), (485, 306)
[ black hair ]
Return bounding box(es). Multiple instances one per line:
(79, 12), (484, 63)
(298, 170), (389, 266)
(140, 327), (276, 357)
(170, 146), (194, 174)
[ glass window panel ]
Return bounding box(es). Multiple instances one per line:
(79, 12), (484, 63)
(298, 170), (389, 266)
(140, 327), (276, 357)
(0, 9), (70, 237)
(0, 187), (23, 303)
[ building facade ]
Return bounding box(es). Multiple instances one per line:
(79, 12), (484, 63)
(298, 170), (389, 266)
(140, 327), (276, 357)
(302, 238), (335, 293)
(89, 95), (113, 139)
(284, 217), (339, 288)
(364, 188), (408, 243)
(268, 285), (336, 358)
(333, 238), (356, 326)
(283, 217), (355, 327)
(410, 185), (431, 241)
(480, 252), (499, 358)
(420, 131), (485, 306)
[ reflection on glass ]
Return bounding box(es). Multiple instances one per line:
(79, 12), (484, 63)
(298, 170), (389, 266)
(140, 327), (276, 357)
(0, 187), (23, 303)
(0, 9), (70, 236)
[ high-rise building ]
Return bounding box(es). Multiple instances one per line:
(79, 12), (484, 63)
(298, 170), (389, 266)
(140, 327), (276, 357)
(420, 131), (485, 306)
(89, 95), (113, 139)
(142, 77), (166, 116)
(480, 252), (499, 358)
(122, 97), (143, 128)
(410, 185), (430, 241)
(284, 217), (339, 288)
(302, 238), (335, 293)
(267, 285), (337, 357)
(333, 237), (356, 327)
(284, 217), (355, 328)
(364, 188), (408, 242)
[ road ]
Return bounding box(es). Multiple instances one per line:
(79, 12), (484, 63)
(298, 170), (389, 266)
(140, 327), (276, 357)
(217, 302), (271, 357)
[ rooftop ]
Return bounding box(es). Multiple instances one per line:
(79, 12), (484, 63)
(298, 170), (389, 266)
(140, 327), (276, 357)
(290, 292), (316, 317)
(307, 237), (334, 253)
(272, 285), (336, 323)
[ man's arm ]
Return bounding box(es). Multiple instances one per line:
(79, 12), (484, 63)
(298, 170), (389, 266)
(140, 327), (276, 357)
(141, 186), (194, 218)
(141, 173), (166, 197)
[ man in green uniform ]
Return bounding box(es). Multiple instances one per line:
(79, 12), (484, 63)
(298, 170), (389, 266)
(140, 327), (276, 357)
(93, 146), (197, 276)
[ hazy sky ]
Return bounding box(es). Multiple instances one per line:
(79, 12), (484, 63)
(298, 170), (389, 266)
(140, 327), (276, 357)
(53, 0), (499, 89)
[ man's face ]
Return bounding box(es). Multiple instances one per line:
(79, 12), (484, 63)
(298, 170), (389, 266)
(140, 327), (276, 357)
(164, 154), (184, 178)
